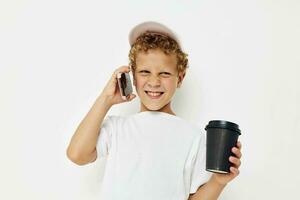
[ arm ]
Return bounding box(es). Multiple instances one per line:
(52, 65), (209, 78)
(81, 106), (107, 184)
(66, 66), (135, 165)
(66, 94), (112, 165)
(188, 175), (226, 200)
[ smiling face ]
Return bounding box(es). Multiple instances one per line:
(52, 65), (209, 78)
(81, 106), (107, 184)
(133, 49), (185, 115)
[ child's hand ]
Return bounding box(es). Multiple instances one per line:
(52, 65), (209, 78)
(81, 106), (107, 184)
(211, 141), (242, 186)
(100, 66), (136, 105)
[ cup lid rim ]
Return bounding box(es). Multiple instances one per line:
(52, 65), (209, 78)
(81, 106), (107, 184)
(205, 120), (241, 134)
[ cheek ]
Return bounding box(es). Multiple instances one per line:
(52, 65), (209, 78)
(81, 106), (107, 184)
(162, 79), (177, 89)
(133, 75), (140, 87)
(134, 78), (146, 89)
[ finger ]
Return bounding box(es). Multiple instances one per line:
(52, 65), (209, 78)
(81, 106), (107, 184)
(113, 66), (130, 77)
(236, 141), (242, 149)
(118, 66), (130, 73)
(230, 167), (240, 176)
(127, 94), (136, 101)
(232, 147), (242, 158)
(229, 156), (241, 167)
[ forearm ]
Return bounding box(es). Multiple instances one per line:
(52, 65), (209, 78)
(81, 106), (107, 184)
(67, 94), (112, 162)
(189, 175), (226, 200)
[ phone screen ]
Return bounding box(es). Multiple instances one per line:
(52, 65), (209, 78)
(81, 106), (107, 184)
(117, 72), (133, 99)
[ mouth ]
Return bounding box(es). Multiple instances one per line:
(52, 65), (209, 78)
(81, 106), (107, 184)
(145, 91), (164, 99)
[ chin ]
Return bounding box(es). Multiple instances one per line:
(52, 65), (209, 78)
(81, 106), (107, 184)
(145, 105), (162, 111)
(144, 102), (170, 111)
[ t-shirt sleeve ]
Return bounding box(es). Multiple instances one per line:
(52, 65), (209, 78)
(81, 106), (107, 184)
(96, 115), (116, 158)
(189, 133), (212, 194)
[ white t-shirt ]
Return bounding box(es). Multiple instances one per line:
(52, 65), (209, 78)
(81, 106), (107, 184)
(96, 111), (211, 200)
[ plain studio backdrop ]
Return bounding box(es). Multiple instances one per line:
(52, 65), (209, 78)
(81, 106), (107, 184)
(0, 0), (299, 199)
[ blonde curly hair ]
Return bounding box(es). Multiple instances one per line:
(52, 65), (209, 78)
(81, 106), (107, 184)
(128, 32), (189, 76)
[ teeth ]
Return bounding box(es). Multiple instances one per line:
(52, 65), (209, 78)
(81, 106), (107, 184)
(147, 92), (162, 97)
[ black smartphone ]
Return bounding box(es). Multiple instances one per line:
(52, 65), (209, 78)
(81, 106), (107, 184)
(117, 72), (133, 100)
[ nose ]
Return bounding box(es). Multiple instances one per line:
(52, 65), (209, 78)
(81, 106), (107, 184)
(147, 75), (161, 87)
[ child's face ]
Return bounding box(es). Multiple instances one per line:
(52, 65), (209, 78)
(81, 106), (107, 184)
(133, 49), (184, 113)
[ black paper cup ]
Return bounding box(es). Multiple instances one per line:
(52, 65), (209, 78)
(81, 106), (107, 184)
(205, 120), (241, 174)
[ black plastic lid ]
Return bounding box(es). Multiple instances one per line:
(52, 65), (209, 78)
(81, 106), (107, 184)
(205, 120), (241, 134)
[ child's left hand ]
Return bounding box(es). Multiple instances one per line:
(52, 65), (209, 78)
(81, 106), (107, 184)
(211, 141), (242, 186)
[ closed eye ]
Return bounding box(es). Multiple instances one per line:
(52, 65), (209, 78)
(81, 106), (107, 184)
(161, 72), (171, 75)
(138, 70), (172, 77)
(137, 70), (150, 74)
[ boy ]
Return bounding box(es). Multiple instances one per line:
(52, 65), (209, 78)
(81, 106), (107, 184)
(67, 21), (242, 200)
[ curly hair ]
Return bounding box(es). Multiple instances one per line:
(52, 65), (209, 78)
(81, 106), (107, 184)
(128, 32), (189, 76)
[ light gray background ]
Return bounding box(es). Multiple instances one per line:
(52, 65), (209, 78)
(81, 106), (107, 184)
(0, 0), (299, 199)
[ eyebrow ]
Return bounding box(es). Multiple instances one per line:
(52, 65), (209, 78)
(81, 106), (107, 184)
(137, 66), (173, 72)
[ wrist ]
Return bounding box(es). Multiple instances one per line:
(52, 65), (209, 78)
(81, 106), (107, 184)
(98, 94), (113, 108)
(210, 174), (228, 188)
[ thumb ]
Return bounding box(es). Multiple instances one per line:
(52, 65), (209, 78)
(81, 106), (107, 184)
(127, 94), (136, 101)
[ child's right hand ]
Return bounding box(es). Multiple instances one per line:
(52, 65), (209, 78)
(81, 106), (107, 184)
(100, 66), (136, 106)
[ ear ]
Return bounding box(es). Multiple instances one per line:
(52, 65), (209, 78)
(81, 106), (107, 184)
(177, 70), (186, 88)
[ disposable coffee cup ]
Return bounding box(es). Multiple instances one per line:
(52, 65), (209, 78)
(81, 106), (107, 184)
(205, 120), (241, 174)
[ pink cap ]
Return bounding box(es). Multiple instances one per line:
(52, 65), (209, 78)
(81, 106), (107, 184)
(128, 21), (181, 48)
